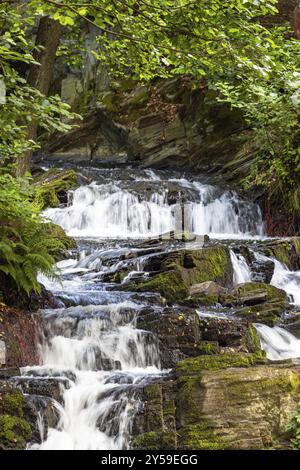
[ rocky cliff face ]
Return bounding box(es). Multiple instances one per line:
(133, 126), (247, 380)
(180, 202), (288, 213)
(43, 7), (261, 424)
(44, 77), (252, 187)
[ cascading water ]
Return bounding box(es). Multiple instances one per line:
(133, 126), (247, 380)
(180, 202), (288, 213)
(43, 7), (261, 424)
(271, 259), (300, 306)
(44, 177), (265, 239)
(254, 323), (300, 361)
(252, 252), (300, 306)
(230, 250), (252, 285)
(21, 166), (270, 450)
(25, 300), (162, 450)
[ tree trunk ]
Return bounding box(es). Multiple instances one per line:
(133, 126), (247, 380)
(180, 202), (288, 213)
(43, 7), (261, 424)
(17, 16), (63, 176)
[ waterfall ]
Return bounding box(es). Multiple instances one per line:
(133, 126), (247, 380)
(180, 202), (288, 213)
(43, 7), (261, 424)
(271, 259), (300, 306)
(22, 167), (269, 450)
(251, 252), (300, 306)
(254, 323), (300, 360)
(44, 178), (264, 239)
(230, 250), (252, 284)
(25, 301), (162, 450)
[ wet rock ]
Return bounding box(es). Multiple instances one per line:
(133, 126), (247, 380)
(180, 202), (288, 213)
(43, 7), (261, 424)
(128, 246), (233, 304)
(0, 368), (20, 379)
(250, 257), (275, 284)
(0, 383), (32, 450)
(185, 281), (227, 307)
(137, 307), (202, 368)
(24, 394), (60, 446)
(137, 306), (261, 367)
(258, 238), (300, 271)
(220, 282), (289, 326)
(9, 377), (70, 403)
(198, 316), (262, 354)
(132, 360), (300, 450)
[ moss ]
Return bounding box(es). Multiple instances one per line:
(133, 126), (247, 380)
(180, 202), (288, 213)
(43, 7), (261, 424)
(236, 304), (283, 326)
(197, 341), (219, 355)
(33, 168), (77, 210)
(44, 222), (76, 250)
(135, 270), (189, 303)
(143, 384), (164, 431)
(223, 282), (287, 305)
(221, 282), (288, 326)
(132, 431), (177, 450)
(0, 388), (32, 449)
(179, 422), (227, 450)
(247, 323), (262, 353)
(176, 352), (267, 375)
(0, 415), (31, 449)
(260, 238), (300, 270)
(98, 91), (119, 112)
(176, 375), (202, 423)
(133, 246), (232, 304)
(219, 370), (300, 403)
(182, 247), (232, 287)
(186, 293), (219, 307)
(0, 389), (24, 416)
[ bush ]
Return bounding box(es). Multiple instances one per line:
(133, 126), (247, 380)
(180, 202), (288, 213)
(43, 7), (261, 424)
(0, 171), (66, 297)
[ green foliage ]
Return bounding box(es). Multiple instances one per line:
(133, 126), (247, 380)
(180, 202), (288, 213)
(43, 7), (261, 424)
(288, 408), (300, 449)
(0, 172), (65, 296)
(0, 7), (80, 163)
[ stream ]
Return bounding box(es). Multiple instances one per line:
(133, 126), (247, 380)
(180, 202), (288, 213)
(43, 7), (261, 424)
(14, 164), (300, 450)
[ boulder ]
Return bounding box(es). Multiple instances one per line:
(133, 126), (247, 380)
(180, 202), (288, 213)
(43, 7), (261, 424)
(186, 281), (227, 306)
(129, 246), (233, 304)
(198, 316), (262, 354)
(220, 282), (289, 326)
(9, 377), (69, 403)
(132, 359), (300, 450)
(136, 306), (262, 368)
(0, 383), (32, 450)
(137, 307), (202, 368)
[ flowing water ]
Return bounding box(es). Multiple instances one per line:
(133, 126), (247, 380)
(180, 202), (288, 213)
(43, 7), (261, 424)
(230, 250), (252, 285)
(19, 165), (300, 449)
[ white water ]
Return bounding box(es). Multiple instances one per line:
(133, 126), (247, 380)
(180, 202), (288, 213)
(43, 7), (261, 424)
(271, 259), (300, 306)
(230, 250), (252, 285)
(44, 178), (264, 239)
(25, 168), (274, 450)
(253, 252), (300, 306)
(254, 323), (300, 361)
(26, 301), (162, 450)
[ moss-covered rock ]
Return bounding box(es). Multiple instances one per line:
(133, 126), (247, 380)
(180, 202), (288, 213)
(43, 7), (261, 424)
(259, 238), (300, 270)
(131, 246), (232, 304)
(185, 281), (227, 306)
(132, 360), (300, 450)
(0, 386), (32, 450)
(220, 282), (289, 325)
(132, 431), (177, 450)
(198, 316), (262, 354)
(136, 306), (202, 368)
(33, 168), (77, 210)
(178, 422), (227, 450)
(176, 352), (267, 375)
(43, 222), (77, 257)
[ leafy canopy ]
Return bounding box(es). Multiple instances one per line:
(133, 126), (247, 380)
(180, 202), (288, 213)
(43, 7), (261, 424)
(0, 0), (300, 296)
(3, 0), (298, 190)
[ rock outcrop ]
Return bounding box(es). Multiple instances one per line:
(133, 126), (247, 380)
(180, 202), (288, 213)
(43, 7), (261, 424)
(132, 359), (300, 450)
(125, 246), (233, 303)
